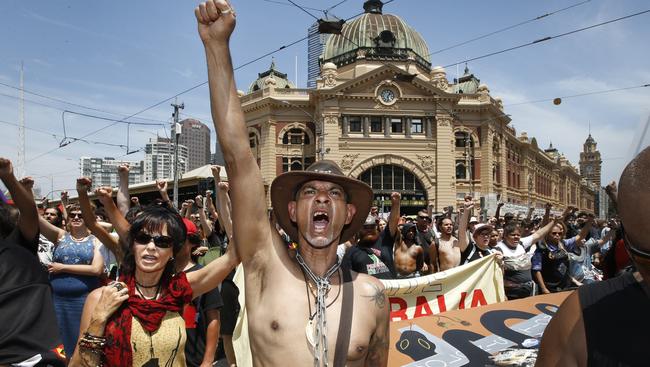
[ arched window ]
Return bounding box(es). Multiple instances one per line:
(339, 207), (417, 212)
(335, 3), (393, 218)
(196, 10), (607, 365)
(358, 164), (427, 214)
(282, 128), (310, 145)
(455, 132), (473, 148)
(456, 161), (467, 180)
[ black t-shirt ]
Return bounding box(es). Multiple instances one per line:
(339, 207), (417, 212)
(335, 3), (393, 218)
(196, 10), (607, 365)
(346, 246), (393, 279)
(460, 242), (493, 265)
(0, 228), (63, 365)
(183, 264), (224, 367)
(373, 226), (397, 278)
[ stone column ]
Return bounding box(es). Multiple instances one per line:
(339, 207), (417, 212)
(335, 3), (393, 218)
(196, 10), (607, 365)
(405, 117), (412, 138)
(480, 125), (494, 198)
(260, 120), (277, 207)
(425, 117), (433, 139)
(435, 116), (455, 211)
(342, 115), (349, 137)
(384, 116), (391, 138)
(363, 116), (370, 137)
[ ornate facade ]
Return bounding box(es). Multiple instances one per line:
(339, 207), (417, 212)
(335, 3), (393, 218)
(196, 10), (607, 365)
(238, 0), (596, 215)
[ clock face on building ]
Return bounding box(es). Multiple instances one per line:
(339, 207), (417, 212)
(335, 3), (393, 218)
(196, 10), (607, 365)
(585, 165), (593, 174)
(379, 88), (396, 104)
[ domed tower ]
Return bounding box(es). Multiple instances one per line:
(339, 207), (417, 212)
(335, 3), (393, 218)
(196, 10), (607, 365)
(579, 134), (602, 187)
(248, 60), (296, 93)
(322, 0), (431, 72)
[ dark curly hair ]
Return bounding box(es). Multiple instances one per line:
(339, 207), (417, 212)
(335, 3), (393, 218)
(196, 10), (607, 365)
(121, 205), (186, 278)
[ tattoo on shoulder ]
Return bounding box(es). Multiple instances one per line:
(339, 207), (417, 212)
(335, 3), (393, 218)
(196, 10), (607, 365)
(363, 282), (387, 309)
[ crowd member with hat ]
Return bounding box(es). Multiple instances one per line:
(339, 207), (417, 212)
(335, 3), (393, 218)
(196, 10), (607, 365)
(343, 215), (392, 279)
(196, 1), (389, 365)
(537, 147), (650, 366)
(0, 157), (65, 366)
(460, 222), (502, 266)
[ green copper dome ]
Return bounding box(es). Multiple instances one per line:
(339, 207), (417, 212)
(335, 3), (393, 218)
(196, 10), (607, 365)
(248, 60), (296, 93)
(322, 0), (431, 70)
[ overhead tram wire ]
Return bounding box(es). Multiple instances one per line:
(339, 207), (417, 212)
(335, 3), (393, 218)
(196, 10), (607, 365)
(443, 9), (650, 68)
(261, 0), (323, 13)
(428, 0), (592, 57)
(0, 81), (169, 124)
(506, 84), (650, 107)
(24, 0), (400, 162)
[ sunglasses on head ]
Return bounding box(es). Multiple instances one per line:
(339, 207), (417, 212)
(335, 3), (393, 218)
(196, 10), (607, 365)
(134, 232), (175, 248)
(621, 223), (650, 260)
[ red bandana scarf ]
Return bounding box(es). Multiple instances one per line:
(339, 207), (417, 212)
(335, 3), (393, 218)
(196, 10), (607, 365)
(102, 272), (193, 367)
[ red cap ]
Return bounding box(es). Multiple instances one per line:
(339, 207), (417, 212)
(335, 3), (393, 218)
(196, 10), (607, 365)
(182, 218), (198, 236)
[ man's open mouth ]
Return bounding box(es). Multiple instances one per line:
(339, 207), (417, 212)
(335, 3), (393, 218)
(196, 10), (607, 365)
(313, 210), (330, 232)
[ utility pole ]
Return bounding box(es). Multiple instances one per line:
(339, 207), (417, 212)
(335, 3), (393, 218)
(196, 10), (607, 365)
(18, 61), (25, 178)
(171, 100), (184, 209)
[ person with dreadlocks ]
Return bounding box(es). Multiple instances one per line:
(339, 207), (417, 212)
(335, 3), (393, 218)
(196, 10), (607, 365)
(196, 0), (389, 365)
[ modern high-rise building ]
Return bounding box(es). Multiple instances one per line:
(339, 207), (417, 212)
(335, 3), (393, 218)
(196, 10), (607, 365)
(178, 119), (211, 171)
(79, 157), (144, 189)
(307, 22), (330, 89)
(143, 137), (188, 182)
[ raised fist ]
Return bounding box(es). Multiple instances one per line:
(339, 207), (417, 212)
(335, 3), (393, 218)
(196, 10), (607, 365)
(94, 187), (113, 201)
(497, 201), (504, 208)
(19, 176), (35, 190)
(195, 195), (204, 207)
(211, 165), (221, 178)
(156, 179), (168, 192)
(195, 0), (237, 44)
(545, 203), (553, 211)
(60, 191), (69, 202)
(0, 157), (13, 179)
(131, 197), (140, 205)
(182, 200), (192, 209)
(205, 190), (213, 197)
(217, 181), (229, 191)
(605, 181), (617, 195)
(390, 192), (401, 202)
(117, 164), (130, 175)
(76, 177), (92, 192)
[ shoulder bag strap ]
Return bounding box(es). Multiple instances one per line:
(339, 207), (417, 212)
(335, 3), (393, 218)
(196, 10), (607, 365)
(334, 266), (354, 367)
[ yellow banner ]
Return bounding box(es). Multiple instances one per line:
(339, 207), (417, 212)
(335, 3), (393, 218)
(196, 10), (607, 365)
(380, 254), (507, 321)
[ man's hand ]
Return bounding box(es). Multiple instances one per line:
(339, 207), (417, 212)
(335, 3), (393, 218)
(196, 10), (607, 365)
(182, 200), (193, 210)
(497, 201), (505, 208)
(195, 195), (204, 208)
(195, 0), (237, 45)
(156, 179), (168, 193)
(0, 157), (13, 179)
(390, 191), (401, 204)
(94, 187), (114, 202)
(131, 197), (140, 206)
(60, 191), (69, 203)
(118, 164), (130, 176)
(545, 203), (553, 211)
(210, 165), (221, 179)
(205, 189), (213, 197)
(217, 181), (229, 192)
(76, 177), (92, 192)
(18, 177), (35, 190)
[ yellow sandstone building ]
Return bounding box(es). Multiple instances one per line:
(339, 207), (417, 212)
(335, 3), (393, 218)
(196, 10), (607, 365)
(238, 0), (596, 216)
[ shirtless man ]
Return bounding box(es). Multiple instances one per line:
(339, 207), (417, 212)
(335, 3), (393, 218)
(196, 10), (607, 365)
(536, 147), (650, 366)
(393, 223), (425, 278)
(430, 202), (469, 272)
(195, 2), (389, 366)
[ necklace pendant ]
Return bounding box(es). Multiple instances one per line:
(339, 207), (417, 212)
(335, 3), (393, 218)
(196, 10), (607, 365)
(305, 318), (317, 351)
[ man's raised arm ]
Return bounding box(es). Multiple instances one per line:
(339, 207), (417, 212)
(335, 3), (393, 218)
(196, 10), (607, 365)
(197, 0), (270, 264)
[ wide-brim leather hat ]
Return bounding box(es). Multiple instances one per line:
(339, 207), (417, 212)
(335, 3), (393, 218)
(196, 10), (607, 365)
(270, 160), (373, 244)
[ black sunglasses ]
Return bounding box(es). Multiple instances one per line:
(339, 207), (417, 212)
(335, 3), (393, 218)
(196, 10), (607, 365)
(70, 212), (83, 219)
(417, 215), (432, 222)
(621, 223), (650, 260)
(134, 232), (175, 249)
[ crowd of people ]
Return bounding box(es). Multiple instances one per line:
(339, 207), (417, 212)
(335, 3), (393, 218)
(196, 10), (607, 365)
(1, 1), (647, 366)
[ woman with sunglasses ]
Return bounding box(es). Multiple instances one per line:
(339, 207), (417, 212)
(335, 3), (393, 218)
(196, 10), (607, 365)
(70, 204), (239, 367)
(38, 199), (105, 358)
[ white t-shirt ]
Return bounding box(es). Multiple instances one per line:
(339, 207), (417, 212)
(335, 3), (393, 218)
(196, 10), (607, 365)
(496, 235), (536, 256)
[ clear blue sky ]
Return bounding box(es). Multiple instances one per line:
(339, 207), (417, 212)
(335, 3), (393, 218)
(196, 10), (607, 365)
(1, 0), (649, 196)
